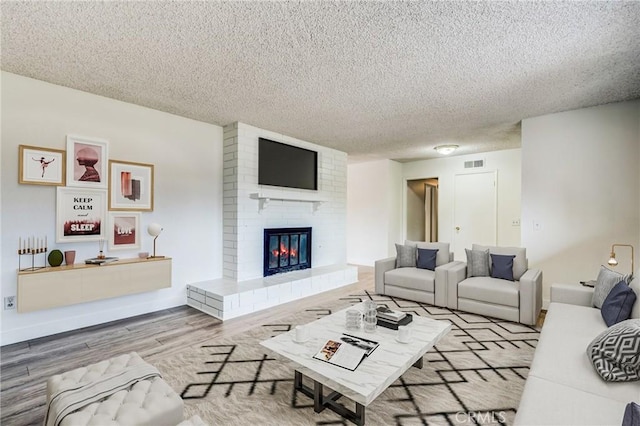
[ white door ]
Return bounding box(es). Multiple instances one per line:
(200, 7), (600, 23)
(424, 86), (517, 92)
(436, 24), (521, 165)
(453, 171), (497, 260)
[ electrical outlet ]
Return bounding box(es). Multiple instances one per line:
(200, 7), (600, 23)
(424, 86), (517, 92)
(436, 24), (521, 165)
(511, 219), (521, 226)
(4, 296), (16, 310)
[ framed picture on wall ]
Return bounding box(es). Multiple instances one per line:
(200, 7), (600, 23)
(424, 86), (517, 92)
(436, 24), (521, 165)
(56, 187), (107, 243)
(108, 212), (141, 250)
(18, 145), (66, 186)
(108, 160), (154, 211)
(66, 135), (109, 189)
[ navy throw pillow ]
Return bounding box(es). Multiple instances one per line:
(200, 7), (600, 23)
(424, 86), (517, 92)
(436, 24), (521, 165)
(622, 402), (640, 426)
(417, 248), (439, 271)
(490, 254), (516, 281)
(601, 281), (637, 327)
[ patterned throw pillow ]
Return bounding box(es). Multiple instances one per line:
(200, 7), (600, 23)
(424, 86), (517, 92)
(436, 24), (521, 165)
(490, 254), (516, 281)
(395, 244), (416, 268)
(417, 248), (439, 271)
(587, 319), (640, 382)
(465, 249), (490, 277)
(592, 266), (631, 309)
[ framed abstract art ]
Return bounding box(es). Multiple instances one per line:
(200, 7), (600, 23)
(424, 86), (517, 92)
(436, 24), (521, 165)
(108, 160), (154, 211)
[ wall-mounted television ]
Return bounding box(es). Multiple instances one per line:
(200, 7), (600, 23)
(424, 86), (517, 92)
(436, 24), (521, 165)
(258, 138), (318, 191)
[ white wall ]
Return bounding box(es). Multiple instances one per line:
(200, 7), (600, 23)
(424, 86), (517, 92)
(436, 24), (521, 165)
(346, 159), (403, 266)
(522, 101), (640, 305)
(403, 149), (522, 255)
(1, 72), (223, 345)
(222, 122), (348, 281)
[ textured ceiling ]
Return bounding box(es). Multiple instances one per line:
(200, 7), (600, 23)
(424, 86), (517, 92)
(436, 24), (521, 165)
(2, 1), (639, 162)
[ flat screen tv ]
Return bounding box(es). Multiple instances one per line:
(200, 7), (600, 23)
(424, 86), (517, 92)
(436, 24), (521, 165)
(258, 138), (318, 190)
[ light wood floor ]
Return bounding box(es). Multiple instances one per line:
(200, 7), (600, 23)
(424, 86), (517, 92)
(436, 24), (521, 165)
(0, 267), (375, 425)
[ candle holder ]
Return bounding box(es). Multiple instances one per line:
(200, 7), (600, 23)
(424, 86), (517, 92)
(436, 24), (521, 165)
(18, 235), (47, 271)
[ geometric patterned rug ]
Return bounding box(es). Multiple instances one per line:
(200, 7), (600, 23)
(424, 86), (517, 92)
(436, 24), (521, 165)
(154, 291), (539, 425)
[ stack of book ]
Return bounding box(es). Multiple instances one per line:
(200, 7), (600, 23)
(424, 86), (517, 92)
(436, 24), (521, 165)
(376, 306), (413, 330)
(85, 257), (119, 265)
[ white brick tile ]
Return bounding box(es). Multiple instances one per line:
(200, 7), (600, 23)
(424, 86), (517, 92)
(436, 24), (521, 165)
(187, 299), (202, 310)
(205, 296), (223, 310)
(189, 291), (205, 303)
(238, 290), (254, 306)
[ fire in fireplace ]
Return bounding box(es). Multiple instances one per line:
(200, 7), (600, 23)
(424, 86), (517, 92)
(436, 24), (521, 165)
(263, 227), (312, 277)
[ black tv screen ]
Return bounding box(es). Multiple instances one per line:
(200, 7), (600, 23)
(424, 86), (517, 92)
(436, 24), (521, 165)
(258, 138), (318, 190)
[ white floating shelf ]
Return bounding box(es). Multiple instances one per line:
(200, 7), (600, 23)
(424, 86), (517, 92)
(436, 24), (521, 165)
(250, 190), (328, 212)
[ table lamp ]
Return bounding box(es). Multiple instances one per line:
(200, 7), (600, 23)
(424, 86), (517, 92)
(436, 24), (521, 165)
(607, 243), (634, 276)
(148, 223), (165, 258)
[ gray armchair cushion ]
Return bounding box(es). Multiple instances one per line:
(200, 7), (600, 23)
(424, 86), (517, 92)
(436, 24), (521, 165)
(473, 244), (527, 280)
(385, 267), (435, 292)
(465, 248), (490, 277)
(407, 240), (451, 267)
(592, 265), (631, 309)
(458, 277), (520, 307)
(395, 243), (416, 268)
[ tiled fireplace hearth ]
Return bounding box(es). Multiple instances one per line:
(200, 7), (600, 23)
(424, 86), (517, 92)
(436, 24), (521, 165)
(187, 122), (357, 320)
(187, 265), (357, 320)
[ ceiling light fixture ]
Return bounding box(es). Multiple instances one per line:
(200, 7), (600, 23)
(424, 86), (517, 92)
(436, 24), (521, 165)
(434, 144), (459, 155)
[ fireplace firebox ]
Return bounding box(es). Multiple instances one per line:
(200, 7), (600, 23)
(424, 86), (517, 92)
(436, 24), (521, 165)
(263, 227), (312, 277)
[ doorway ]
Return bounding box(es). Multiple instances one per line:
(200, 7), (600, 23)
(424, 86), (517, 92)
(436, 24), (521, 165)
(406, 178), (438, 242)
(453, 171), (497, 260)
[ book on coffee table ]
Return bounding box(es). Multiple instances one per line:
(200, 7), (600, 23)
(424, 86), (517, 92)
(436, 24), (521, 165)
(376, 306), (406, 322)
(312, 334), (379, 371)
(377, 313), (413, 330)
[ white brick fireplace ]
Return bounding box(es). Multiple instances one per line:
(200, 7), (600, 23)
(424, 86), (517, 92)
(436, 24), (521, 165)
(187, 122), (357, 319)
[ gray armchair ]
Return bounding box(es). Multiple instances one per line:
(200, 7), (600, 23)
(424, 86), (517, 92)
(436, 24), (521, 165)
(446, 244), (542, 325)
(375, 241), (458, 307)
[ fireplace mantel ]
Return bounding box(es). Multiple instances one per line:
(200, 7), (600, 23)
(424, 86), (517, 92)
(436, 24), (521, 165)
(250, 189), (328, 212)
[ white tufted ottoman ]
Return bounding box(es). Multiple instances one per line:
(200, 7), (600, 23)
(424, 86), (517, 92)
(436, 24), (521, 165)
(46, 352), (183, 426)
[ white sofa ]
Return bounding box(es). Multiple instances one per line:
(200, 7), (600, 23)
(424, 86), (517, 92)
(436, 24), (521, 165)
(374, 241), (457, 307)
(514, 276), (640, 425)
(446, 244), (543, 325)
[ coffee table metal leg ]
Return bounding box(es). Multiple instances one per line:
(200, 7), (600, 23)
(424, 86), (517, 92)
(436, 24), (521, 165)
(294, 370), (303, 390)
(294, 370), (366, 425)
(313, 380), (324, 413)
(356, 402), (365, 426)
(413, 357), (424, 369)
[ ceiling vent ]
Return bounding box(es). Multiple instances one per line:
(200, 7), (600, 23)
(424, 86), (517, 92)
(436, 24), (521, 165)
(464, 159), (485, 169)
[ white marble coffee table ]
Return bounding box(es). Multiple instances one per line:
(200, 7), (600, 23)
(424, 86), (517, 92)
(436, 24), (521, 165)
(260, 302), (452, 425)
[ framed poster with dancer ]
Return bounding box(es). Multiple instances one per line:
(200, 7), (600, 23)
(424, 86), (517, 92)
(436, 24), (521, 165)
(56, 187), (107, 243)
(108, 160), (154, 211)
(18, 145), (66, 186)
(66, 135), (109, 189)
